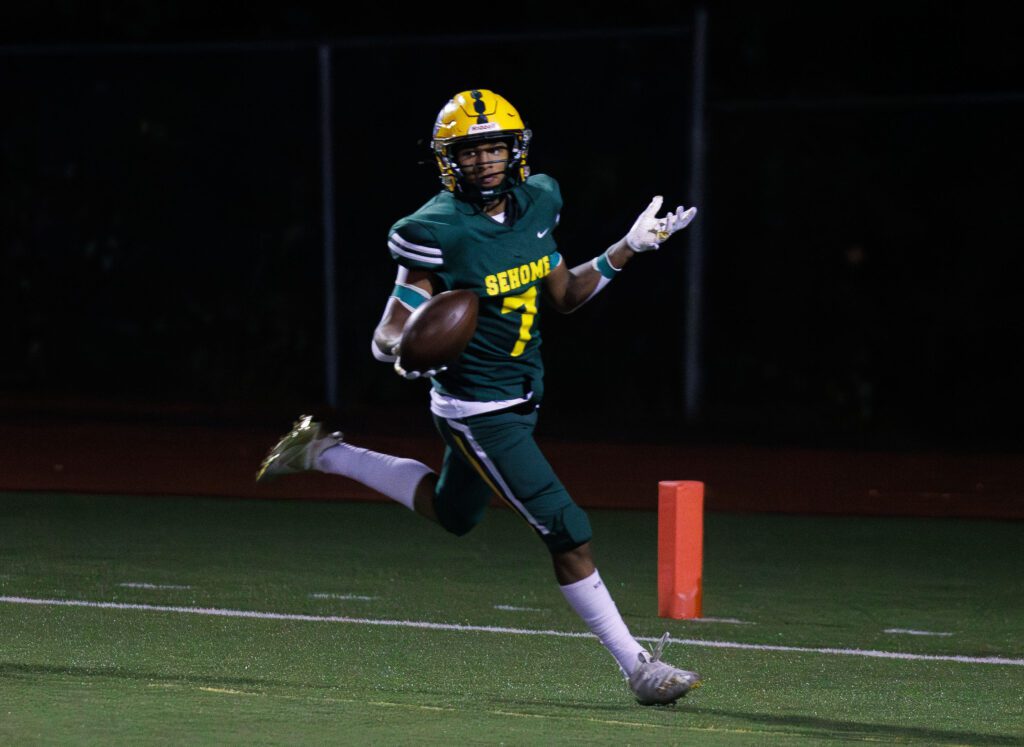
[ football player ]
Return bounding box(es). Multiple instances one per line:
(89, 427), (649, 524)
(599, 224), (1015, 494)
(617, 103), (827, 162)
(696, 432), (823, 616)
(258, 89), (700, 705)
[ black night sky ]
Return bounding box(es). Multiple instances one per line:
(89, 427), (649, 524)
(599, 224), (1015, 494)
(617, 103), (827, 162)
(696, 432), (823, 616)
(2, 3), (1022, 449)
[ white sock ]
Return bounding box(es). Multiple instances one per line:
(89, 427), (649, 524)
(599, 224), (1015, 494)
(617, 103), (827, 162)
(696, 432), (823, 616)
(315, 442), (432, 511)
(560, 569), (647, 677)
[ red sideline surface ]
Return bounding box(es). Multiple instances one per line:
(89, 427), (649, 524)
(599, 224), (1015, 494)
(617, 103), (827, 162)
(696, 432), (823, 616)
(2, 420), (1023, 518)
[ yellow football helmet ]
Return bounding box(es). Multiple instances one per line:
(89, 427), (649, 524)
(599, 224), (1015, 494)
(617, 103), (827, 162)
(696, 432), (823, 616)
(431, 89), (531, 197)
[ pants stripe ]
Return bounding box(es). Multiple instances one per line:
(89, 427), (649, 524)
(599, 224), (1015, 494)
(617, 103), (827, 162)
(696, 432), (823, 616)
(450, 432), (503, 497)
(450, 432), (536, 531)
(446, 418), (550, 536)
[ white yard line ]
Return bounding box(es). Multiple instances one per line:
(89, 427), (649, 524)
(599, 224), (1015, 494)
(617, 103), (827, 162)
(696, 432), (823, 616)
(2, 595), (1021, 668)
(119, 582), (192, 590)
(690, 617), (752, 625)
(884, 628), (954, 637)
(309, 593), (378, 601)
(494, 604), (545, 612)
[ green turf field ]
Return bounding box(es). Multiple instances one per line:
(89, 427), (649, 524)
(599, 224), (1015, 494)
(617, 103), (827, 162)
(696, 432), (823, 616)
(1, 492), (1022, 745)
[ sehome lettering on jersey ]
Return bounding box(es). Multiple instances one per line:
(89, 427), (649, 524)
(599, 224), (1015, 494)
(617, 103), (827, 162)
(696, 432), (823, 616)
(388, 174), (563, 403)
(484, 255), (553, 296)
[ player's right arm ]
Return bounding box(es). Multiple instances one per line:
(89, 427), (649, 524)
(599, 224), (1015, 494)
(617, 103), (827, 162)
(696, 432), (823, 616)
(375, 220), (450, 376)
(371, 267), (439, 362)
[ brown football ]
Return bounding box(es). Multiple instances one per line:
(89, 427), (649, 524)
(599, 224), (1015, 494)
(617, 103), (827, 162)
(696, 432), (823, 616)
(399, 290), (479, 372)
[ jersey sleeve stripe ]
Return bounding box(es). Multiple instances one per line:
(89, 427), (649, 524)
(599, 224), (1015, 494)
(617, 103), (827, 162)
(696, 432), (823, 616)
(388, 241), (444, 265)
(389, 232), (443, 256)
(550, 251), (563, 268)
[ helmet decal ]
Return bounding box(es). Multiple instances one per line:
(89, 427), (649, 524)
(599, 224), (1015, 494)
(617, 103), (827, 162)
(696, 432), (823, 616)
(471, 90), (489, 123)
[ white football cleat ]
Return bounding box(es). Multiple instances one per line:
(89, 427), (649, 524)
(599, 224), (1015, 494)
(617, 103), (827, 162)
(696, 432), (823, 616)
(628, 632), (702, 706)
(255, 415), (341, 482)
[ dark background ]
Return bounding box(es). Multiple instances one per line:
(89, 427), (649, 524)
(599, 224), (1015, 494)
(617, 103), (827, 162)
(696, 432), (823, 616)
(2, 3), (1022, 450)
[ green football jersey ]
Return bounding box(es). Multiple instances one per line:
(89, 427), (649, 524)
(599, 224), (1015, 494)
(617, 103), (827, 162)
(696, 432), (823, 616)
(388, 174), (564, 403)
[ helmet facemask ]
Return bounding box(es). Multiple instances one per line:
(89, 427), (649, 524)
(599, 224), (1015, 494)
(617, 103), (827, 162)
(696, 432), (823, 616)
(439, 133), (531, 202)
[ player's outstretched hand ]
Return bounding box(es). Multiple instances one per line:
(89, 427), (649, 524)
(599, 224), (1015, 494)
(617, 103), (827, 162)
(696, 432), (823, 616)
(393, 357), (447, 380)
(625, 196), (698, 252)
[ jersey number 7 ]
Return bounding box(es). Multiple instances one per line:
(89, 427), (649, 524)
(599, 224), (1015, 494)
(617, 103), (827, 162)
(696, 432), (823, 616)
(501, 286), (538, 357)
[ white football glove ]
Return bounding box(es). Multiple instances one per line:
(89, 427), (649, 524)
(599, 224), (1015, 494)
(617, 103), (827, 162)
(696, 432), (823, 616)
(393, 356), (447, 380)
(375, 340), (446, 380)
(625, 196), (698, 252)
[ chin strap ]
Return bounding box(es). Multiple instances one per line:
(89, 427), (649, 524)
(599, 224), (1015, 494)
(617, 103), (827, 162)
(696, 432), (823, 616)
(458, 184), (520, 221)
(454, 179), (514, 205)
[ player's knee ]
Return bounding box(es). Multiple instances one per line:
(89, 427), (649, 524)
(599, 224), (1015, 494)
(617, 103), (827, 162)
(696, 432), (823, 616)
(540, 503), (593, 554)
(436, 510), (483, 537)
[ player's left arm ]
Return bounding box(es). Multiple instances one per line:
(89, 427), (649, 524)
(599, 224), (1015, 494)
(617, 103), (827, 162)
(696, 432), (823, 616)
(543, 196), (696, 314)
(542, 240), (635, 313)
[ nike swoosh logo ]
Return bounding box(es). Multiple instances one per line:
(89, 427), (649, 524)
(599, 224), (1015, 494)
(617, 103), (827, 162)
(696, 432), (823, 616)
(537, 228), (550, 238)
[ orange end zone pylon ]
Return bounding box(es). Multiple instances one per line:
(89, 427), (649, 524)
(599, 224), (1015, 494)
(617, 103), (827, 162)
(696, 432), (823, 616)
(658, 480), (704, 619)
